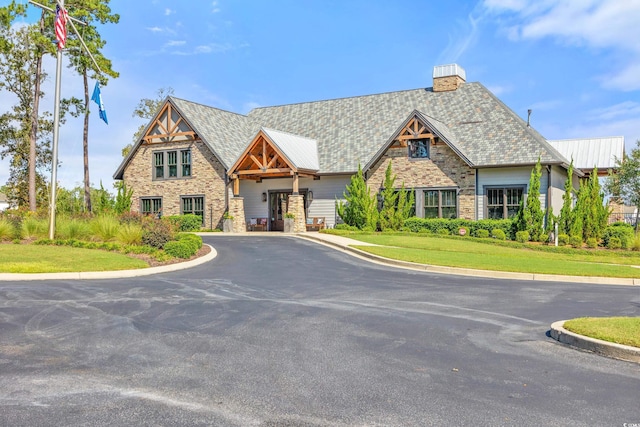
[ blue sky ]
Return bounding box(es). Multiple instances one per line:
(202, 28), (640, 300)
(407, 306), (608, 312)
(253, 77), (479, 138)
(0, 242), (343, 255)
(1, 0), (639, 191)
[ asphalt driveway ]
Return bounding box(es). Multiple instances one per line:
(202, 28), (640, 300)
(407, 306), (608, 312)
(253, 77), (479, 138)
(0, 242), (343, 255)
(1, 235), (639, 426)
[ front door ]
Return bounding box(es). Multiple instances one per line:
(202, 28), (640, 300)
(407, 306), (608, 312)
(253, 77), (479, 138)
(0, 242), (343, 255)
(269, 190), (307, 231)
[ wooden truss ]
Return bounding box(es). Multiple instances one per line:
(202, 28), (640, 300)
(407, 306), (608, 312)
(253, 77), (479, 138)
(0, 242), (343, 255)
(142, 102), (197, 144)
(393, 116), (435, 147)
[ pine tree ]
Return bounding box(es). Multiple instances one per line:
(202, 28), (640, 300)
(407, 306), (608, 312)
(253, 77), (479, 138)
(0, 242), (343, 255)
(515, 158), (544, 241)
(337, 164), (378, 230)
(558, 160), (574, 235)
(379, 162), (398, 231)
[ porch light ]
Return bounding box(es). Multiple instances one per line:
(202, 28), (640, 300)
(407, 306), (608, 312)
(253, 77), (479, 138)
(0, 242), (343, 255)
(308, 191), (313, 202)
(262, 192), (267, 202)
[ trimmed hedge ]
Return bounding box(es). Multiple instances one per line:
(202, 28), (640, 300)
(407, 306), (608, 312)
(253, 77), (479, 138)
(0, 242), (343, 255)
(515, 230), (530, 243)
(602, 222), (634, 249)
(403, 217), (514, 239)
(164, 240), (198, 258)
(176, 232), (203, 249)
(167, 214), (203, 232)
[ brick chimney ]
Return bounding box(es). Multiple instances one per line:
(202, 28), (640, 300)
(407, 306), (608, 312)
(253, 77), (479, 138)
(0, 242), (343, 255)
(433, 64), (466, 92)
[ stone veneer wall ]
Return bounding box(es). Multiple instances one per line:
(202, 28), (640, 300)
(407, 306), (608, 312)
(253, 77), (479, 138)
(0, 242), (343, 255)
(367, 143), (476, 219)
(433, 76), (465, 92)
(287, 195), (306, 233)
(228, 197), (246, 233)
(123, 140), (228, 229)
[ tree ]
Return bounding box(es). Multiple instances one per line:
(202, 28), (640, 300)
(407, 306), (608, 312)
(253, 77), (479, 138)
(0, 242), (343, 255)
(64, 0), (120, 213)
(582, 167), (609, 240)
(558, 159), (575, 235)
(393, 183), (415, 230)
(114, 181), (133, 214)
(122, 87), (175, 157)
(337, 165), (378, 230)
(515, 158), (544, 241)
(379, 162), (398, 231)
(0, 22), (53, 210)
(606, 139), (640, 229)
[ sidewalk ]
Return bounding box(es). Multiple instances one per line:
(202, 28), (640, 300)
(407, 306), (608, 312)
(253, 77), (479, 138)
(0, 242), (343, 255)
(296, 232), (640, 286)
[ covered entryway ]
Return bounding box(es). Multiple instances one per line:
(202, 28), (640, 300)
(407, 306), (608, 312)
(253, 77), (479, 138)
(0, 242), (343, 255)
(227, 128), (319, 233)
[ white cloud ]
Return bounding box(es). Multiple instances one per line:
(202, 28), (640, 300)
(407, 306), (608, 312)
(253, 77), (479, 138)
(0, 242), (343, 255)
(212, 1), (221, 13)
(483, 0), (640, 91)
(587, 101), (640, 122)
(436, 9), (483, 64)
(164, 8), (175, 16)
(527, 99), (563, 111)
(146, 26), (163, 33)
(165, 40), (186, 47)
(485, 84), (513, 96)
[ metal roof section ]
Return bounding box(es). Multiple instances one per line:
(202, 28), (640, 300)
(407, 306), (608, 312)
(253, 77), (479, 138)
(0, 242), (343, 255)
(548, 137), (624, 170)
(262, 128), (319, 171)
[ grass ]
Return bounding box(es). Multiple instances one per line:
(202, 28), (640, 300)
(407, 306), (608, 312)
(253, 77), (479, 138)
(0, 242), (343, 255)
(329, 232), (640, 278)
(0, 244), (149, 273)
(564, 317), (640, 348)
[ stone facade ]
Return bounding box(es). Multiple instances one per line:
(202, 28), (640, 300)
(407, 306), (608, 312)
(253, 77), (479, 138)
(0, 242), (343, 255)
(367, 141), (476, 219)
(123, 140), (227, 229)
(287, 194), (306, 233)
(228, 197), (246, 233)
(433, 75), (465, 92)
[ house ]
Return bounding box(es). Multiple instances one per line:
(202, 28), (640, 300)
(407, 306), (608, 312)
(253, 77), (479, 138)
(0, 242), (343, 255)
(114, 64), (621, 232)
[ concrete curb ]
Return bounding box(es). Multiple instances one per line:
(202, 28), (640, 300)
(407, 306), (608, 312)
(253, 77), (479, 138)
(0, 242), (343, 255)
(296, 233), (640, 286)
(0, 244), (217, 282)
(550, 320), (640, 363)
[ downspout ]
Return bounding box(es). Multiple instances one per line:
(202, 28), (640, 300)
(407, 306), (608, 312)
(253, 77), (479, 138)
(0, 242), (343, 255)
(475, 169), (479, 220)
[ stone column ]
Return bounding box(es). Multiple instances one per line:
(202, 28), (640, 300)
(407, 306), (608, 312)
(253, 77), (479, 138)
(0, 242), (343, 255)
(228, 197), (246, 233)
(287, 194), (306, 233)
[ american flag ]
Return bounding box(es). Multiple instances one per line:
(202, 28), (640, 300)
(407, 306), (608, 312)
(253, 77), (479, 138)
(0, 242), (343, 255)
(55, 4), (68, 49)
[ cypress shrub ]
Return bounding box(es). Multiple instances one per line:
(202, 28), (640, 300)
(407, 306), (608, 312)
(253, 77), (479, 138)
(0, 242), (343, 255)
(491, 228), (506, 240)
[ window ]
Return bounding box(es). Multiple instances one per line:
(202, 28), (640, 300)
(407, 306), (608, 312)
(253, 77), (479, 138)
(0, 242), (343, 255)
(409, 138), (430, 159)
(486, 187), (524, 219)
(154, 152), (164, 179)
(141, 197), (162, 217)
(153, 149), (191, 180)
(424, 189), (457, 219)
(181, 196), (204, 224)
(181, 150), (191, 177)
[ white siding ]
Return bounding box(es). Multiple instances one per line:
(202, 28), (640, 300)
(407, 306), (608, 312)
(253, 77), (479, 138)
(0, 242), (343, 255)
(549, 165), (569, 215)
(237, 175), (349, 228)
(476, 166), (549, 219)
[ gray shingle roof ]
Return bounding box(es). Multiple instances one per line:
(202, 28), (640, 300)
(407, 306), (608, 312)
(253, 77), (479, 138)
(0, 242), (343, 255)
(248, 83), (567, 173)
(114, 82), (570, 179)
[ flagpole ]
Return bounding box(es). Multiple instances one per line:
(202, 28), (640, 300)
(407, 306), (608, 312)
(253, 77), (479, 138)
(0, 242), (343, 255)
(47, 0), (64, 240)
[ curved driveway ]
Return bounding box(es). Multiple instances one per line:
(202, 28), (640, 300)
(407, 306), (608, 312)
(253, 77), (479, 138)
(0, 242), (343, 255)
(1, 235), (639, 426)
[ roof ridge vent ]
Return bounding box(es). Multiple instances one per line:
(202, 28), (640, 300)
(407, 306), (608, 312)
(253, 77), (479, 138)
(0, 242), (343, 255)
(433, 64), (466, 92)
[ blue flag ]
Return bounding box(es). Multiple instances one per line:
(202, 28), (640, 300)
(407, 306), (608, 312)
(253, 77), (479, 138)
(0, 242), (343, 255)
(91, 82), (108, 125)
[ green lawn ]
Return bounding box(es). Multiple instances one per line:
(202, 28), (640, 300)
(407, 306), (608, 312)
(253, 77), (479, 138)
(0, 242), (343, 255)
(564, 317), (640, 348)
(334, 233), (640, 278)
(0, 244), (149, 273)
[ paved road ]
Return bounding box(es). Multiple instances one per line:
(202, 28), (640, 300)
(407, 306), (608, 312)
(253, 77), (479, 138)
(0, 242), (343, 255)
(1, 236), (639, 426)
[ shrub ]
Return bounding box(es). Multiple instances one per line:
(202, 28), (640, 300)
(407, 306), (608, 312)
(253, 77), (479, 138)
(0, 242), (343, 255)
(557, 234), (569, 246)
(491, 228), (506, 240)
(632, 234), (640, 252)
(117, 223), (144, 245)
(22, 217), (48, 239)
(403, 217), (513, 239)
(164, 240), (197, 258)
(475, 229), (489, 238)
(90, 215), (120, 242)
(57, 218), (91, 240)
(0, 219), (14, 241)
(142, 219), (174, 249)
(569, 235), (582, 248)
(586, 237), (598, 248)
(118, 211), (144, 225)
(607, 237), (622, 250)
(176, 232), (203, 248)
(602, 223), (634, 249)
(168, 214), (203, 232)
(334, 223), (360, 231)
(437, 228), (450, 235)
(515, 230), (530, 243)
